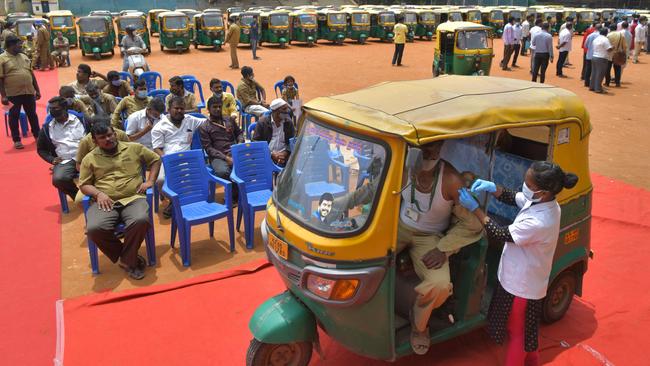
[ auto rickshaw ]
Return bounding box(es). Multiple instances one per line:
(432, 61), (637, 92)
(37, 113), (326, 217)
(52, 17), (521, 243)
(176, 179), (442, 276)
(596, 8), (616, 21)
(392, 9), (417, 42)
(15, 18), (48, 42)
(259, 10), (291, 48)
(540, 9), (561, 34)
(246, 75), (593, 365)
(461, 8), (483, 25)
(226, 7), (243, 21)
(575, 10), (595, 34)
(148, 9), (170, 36)
(176, 9), (201, 33)
(447, 9), (463, 22)
(368, 9), (395, 42)
(414, 9), (435, 40)
(78, 16), (115, 59)
(481, 8), (504, 37)
(316, 10), (347, 45)
(237, 11), (261, 46)
(6, 12), (31, 25)
(116, 13), (151, 53)
(193, 12), (225, 51)
(344, 9), (370, 44)
(158, 11), (192, 53)
(433, 22), (493, 77)
(88, 10), (113, 19)
(46, 10), (77, 48)
(289, 11), (318, 46)
(505, 8), (525, 22)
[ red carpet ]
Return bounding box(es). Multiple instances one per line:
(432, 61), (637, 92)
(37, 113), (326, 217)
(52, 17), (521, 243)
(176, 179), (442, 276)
(0, 70), (62, 365)
(57, 173), (649, 365)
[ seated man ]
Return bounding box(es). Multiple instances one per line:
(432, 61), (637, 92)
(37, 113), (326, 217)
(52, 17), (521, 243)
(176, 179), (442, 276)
(209, 78), (238, 120)
(79, 122), (161, 280)
(111, 79), (152, 130)
(165, 76), (198, 113)
(79, 81), (117, 117)
(51, 32), (69, 67)
(151, 96), (206, 217)
(125, 98), (165, 150)
(236, 66), (269, 117)
(199, 95), (243, 199)
(67, 63), (108, 95)
(252, 98), (295, 166)
(103, 70), (133, 98)
(76, 115), (130, 171)
(36, 96), (86, 200)
(59, 85), (90, 117)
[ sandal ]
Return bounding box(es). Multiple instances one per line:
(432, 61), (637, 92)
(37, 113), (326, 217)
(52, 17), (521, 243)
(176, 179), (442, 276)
(410, 310), (431, 355)
(125, 267), (145, 280)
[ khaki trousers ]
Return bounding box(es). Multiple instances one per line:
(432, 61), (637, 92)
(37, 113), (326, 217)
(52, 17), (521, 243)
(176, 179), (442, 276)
(229, 43), (239, 68)
(397, 221), (452, 332)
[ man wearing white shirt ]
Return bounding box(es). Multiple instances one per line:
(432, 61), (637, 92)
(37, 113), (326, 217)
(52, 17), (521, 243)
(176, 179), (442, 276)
(520, 15), (531, 56)
(125, 98), (165, 150)
(633, 16), (647, 63)
(556, 22), (573, 77)
(511, 19), (522, 67)
(590, 28), (613, 94)
(528, 18), (543, 73)
(500, 17), (516, 70)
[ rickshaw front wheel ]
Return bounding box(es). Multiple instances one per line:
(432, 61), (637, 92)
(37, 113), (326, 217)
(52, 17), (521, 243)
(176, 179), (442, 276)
(542, 270), (576, 324)
(246, 339), (312, 366)
(94, 53), (101, 60)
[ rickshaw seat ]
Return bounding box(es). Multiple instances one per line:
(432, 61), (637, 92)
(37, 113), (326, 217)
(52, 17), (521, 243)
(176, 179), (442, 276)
(119, 71), (134, 87)
(139, 71), (163, 91)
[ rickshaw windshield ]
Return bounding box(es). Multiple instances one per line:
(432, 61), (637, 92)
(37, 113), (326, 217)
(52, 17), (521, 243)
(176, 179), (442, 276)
(456, 30), (491, 49)
(449, 13), (462, 22)
(79, 18), (107, 33)
(298, 14), (317, 26)
(491, 11), (504, 21)
(420, 12), (434, 22)
(164, 17), (187, 30)
(580, 12), (594, 21)
(353, 13), (370, 24)
(270, 14), (289, 26)
(328, 13), (347, 25)
(379, 13), (395, 24)
(275, 120), (388, 236)
(510, 11), (522, 20)
(240, 15), (255, 26)
(17, 23), (33, 35)
(404, 13), (417, 23)
(468, 11), (481, 21)
(52, 16), (73, 27)
(119, 18), (144, 30)
(203, 15), (223, 27)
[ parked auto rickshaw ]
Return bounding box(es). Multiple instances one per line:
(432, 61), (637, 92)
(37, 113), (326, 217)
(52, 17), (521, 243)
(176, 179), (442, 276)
(345, 9), (370, 44)
(317, 10), (347, 45)
(541, 9), (561, 34)
(158, 11), (192, 53)
(15, 18), (48, 42)
(148, 9), (170, 36)
(481, 8), (504, 37)
(447, 9), (463, 22)
(6, 12), (31, 25)
(78, 16), (115, 59)
(575, 10), (595, 34)
(247, 75), (592, 365)
(433, 22), (493, 77)
(176, 9), (201, 33)
(461, 8), (483, 25)
(194, 12), (225, 51)
(414, 9), (435, 40)
(116, 13), (151, 53)
(392, 9), (417, 42)
(226, 7), (244, 21)
(46, 10), (77, 48)
(88, 10), (113, 19)
(237, 11), (261, 45)
(368, 9), (395, 42)
(259, 10), (291, 48)
(289, 11), (318, 46)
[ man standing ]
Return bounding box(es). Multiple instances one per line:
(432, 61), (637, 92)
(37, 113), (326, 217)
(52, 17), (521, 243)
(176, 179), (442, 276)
(124, 98), (165, 150)
(34, 22), (53, 71)
(531, 23), (554, 83)
(80, 82), (117, 117)
(590, 28), (612, 94)
(392, 16), (407, 66)
(581, 22), (598, 80)
(225, 17), (241, 69)
(36, 97), (85, 199)
(111, 79), (152, 129)
(520, 15), (531, 56)
(250, 17), (260, 60)
(583, 24), (601, 87)
(51, 32), (70, 67)
(511, 18), (522, 67)
(633, 16), (647, 63)
(79, 122), (161, 280)
(165, 76), (197, 113)
(236, 66), (269, 117)
(252, 98), (295, 166)
(556, 22), (573, 77)
(209, 78), (238, 120)
(528, 18), (543, 74)
(120, 25), (147, 72)
(68, 64), (108, 95)
(500, 17), (515, 71)
(0, 35), (41, 149)
(103, 70), (133, 98)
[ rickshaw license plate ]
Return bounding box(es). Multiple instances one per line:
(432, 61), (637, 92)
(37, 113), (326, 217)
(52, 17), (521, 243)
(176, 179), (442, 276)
(268, 232), (289, 260)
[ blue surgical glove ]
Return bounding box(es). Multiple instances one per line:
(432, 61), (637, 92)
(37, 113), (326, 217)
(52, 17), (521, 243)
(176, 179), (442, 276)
(470, 179), (497, 194)
(458, 188), (479, 212)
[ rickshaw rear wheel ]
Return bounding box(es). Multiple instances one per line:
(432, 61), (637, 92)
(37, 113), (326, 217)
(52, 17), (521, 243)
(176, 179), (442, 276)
(194, 43), (198, 49)
(246, 338), (312, 366)
(542, 270), (576, 324)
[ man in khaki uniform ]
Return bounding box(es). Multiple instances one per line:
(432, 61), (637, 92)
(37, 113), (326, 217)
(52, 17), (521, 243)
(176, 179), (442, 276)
(1, 22), (16, 50)
(224, 17), (241, 69)
(79, 81), (118, 117)
(104, 70), (133, 98)
(59, 85), (91, 117)
(165, 76), (198, 113)
(34, 22), (53, 70)
(111, 79), (152, 129)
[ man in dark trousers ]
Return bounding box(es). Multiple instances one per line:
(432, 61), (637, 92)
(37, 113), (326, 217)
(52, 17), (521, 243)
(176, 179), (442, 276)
(250, 17), (260, 60)
(531, 23), (554, 83)
(392, 16), (407, 66)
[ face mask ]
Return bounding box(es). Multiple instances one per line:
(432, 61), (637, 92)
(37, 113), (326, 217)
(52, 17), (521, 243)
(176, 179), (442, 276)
(136, 90), (148, 99)
(50, 108), (65, 119)
(213, 91), (223, 99)
(421, 158), (439, 171)
(522, 182), (543, 203)
(65, 97), (74, 106)
(111, 79), (122, 87)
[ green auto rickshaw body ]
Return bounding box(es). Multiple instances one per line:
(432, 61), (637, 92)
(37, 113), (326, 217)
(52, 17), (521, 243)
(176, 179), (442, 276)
(415, 9), (435, 40)
(78, 16), (115, 59)
(392, 9), (417, 42)
(345, 9), (370, 44)
(260, 10), (291, 47)
(576, 10), (595, 34)
(481, 8), (504, 38)
(159, 11), (192, 52)
(237, 12), (261, 45)
(433, 22), (493, 77)
(46, 10), (77, 48)
(148, 9), (169, 36)
(289, 11), (318, 45)
(116, 13), (151, 53)
(194, 12), (225, 50)
(368, 10), (395, 42)
(317, 10), (347, 44)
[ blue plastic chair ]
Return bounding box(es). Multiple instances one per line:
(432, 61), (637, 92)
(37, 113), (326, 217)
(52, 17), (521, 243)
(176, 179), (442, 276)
(247, 122), (257, 140)
(119, 71), (134, 87)
(148, 88), (171, 104)
(139, 71), (163, 91)
(4, 110), (29, 137)
(273, 80), (299, 97)
(230, 142), (281, 248)
(180, 76), (206, 112)
(221, 80), (235, 95)
(236, 100), (258, 136)
(354, 149), (372, 188)
(162, 150), (235, 266)
(188, 114), (205, 150)
(81, 188), (156, 274)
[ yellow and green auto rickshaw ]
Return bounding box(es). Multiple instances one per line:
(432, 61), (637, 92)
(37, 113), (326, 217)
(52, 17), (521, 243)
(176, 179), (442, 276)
(345, 9), (370, 44)
(6, 12), (31, 25)
(237, 11), (261, 46)
(414, 9), (435, 41)
(259, 10), (291, 48)
(575, 9), (595, 34)
(368, 9), (395, 42)
(148, 9), (170, 36)
(505, 8), (525, 22)
(461, 8), (483, 25)
(159, 11), (192, 53)
(226, 7), (244, 21)
(46, 10), (77, 48)
(78, 16), (116, 59)
(289, 11), (318, 46)
(433, 22), (493, 77)
(596, 8), (616, 22)
(193, 12), (225, 51)
(176, 8), (201, 33)
(392, 9), (417, 42)
(481, 8), (505, 37)
(317, 10), (348, 45)
(540, 8), (561, 34)
(116, 13), (151, 54)
(448, 9), (463, 22)
(247, 76), (593, 365)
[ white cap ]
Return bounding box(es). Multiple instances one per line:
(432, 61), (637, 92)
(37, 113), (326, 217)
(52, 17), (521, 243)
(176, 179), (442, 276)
(270, 98), (288, 111)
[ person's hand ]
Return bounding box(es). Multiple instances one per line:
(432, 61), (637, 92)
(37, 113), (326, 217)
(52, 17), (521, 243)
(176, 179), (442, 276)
(52, 157), (63, 165)
(137, 181), (153, 194)
(1, 96), (9, 105)
(470, 179), (497, 194)
(225, 156), (233, 166)
(35, 91), (41, 100)
(96, 192), (114, 212)
(422, 248), (447, 269)
(458, 188), (479, 212)
(90, 71), (99, 78)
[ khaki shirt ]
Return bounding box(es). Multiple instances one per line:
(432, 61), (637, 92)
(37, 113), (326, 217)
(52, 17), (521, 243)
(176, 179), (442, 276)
(36, 27), (50, 50)
(70, 99), (91, 116)
(79, 93), (118, 117)
(79, 141), (160, 206)
(165, 90), (198, 113)
(68, 79), (108, 95)
(236, 78), (263, 108)
(76, 128), (130, 163)
(0, 51), (35, 97)
(1, 29), (15, 48)
(225, 23), (241, 45)
(281, 87), (299, 102)
(103, 80), (132, 98)
(111, 95), (152, 129)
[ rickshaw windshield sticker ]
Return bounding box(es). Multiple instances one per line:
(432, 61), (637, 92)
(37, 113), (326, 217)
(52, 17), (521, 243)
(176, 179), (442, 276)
(557, 128), (570, 145)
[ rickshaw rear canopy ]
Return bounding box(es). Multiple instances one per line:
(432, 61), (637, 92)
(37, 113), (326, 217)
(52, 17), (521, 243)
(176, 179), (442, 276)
(436, 21), (491, 32)
(303, 76), (591, 146)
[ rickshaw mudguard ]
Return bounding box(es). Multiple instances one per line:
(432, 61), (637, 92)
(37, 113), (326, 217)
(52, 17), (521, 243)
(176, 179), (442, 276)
(249, 291), (317, 344)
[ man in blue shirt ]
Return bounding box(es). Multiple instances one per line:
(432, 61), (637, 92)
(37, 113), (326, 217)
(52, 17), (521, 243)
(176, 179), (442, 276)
(531, 23), (554, 83)
(250, 17), (260, 60)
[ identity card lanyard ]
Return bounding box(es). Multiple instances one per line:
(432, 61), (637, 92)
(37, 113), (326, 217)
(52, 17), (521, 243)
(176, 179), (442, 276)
(411, 161), (441, 213)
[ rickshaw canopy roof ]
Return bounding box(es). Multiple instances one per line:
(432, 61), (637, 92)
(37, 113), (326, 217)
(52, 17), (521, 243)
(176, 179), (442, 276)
(436, 21), (492, 32)
(159, 11), (188, 18)
(149, 9), (170, 14)
(47, 10), (73, 17)
(303, 76), (591, 146)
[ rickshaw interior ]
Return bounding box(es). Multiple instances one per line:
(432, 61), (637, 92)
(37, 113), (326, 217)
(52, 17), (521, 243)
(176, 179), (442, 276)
(403, 12), (418, 24)
(118, 17), (145, 31)
(16, 21), (35, 37)
(352, 13), (370, 25)
(296, 13), (317, 26)
(271, 13), (290, 27)
(456, 29), (491, 50)
(202, 14), (224, 27)
(164, 16), (188, 30)
(240, 14), (256, 27)
(51, 16), (73, 27)
(329, 13), (347, 26)
(79, 17), (108, 33)
(379, 12), (396, 25)
(449, 12), (463, 22)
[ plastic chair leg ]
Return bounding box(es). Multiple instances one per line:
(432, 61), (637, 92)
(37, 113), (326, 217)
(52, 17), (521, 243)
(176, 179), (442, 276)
(153, 185), (160, 213)
(227, 213), (235, 252)
(181, 224), (192, 267)
(87, 240), (100, 275)
(208, 221), (214, 237)
(4, 114), (8, 136)
(170, 215), (177, 248)
(242, 205), (251, 248)
(247, 209), (256, 249)
(145, 224), (156, 267)
(58, 189), (69, 214)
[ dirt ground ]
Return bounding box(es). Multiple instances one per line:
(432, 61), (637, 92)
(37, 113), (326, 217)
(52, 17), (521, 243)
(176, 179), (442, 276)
(58, 34), (650, 298)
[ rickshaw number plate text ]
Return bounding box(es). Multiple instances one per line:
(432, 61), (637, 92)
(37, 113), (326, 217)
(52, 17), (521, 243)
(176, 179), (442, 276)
(269, 233), (289, 260)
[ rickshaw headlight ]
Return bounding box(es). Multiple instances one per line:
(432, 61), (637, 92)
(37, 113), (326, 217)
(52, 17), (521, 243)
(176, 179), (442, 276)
(306, 274), (359, 301)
